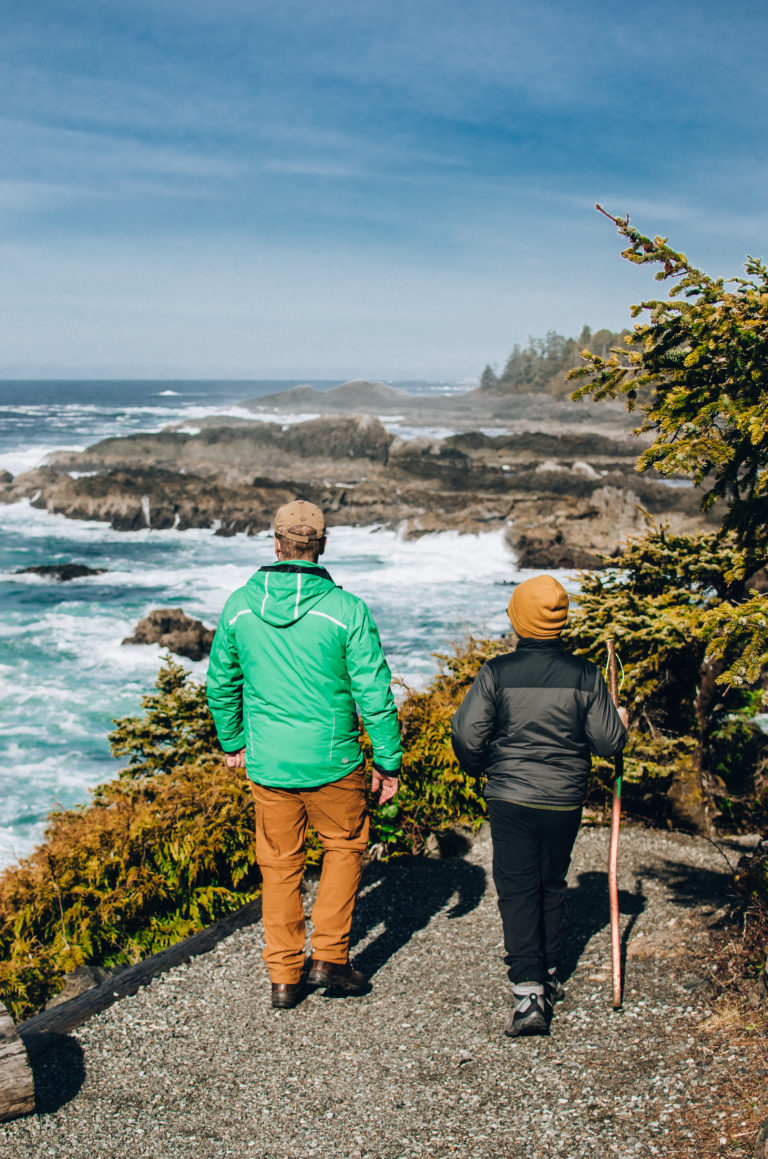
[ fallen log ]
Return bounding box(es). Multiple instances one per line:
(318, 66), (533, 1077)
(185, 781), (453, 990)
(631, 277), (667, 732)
(0, 1000), (35, 1122)
(18, 896), (261, 1059)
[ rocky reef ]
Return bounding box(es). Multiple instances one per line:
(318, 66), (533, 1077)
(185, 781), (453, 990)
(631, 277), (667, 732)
(122, 608), (215, 661)
(0, 383), (720, 569)
(14, 563), (107, 581)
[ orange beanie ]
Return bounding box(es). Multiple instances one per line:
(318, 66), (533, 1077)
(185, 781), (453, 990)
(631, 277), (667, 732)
(507, 575), (569, 638)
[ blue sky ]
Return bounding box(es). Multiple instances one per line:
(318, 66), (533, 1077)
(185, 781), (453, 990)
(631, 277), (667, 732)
(1, 0), (767, 379)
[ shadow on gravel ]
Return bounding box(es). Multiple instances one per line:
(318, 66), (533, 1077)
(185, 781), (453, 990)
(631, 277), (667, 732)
(638, 858), (733, 908)
(560, 870), (646, 984)
(29, 1032), (86, 1115)
(350, 856), (487, 978)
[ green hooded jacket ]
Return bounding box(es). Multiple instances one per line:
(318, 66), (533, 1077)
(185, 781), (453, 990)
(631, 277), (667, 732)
(206, 560), (402, 787)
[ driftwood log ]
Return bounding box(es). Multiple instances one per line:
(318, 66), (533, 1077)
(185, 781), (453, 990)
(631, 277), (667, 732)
(0, 1001), (35, 1122)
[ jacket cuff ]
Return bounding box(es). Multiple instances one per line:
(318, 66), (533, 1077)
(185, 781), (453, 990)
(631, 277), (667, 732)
(372, 762), (400, 778)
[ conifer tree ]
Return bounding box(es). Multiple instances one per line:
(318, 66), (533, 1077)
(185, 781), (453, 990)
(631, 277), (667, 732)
(569, 207), (768, 829)
(479, 364), (498, 391)
(570, 206), (768, 576)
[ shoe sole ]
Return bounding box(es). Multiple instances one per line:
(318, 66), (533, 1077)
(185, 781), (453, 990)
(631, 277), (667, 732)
(271, 994), (302, 1009)
(307, 969), (366, 992)
(504, 1011), (551, 1037)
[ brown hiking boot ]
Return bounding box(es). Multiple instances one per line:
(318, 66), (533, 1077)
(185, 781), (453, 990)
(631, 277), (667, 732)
(307, 959), (368, 993)
(271, 981), (304, 1009)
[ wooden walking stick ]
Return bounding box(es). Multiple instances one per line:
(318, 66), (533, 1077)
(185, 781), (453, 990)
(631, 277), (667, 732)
(606, 637), (623, 1010)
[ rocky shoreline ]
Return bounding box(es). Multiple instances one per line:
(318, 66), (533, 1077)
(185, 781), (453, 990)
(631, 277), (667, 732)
(0, 382), (719, 568)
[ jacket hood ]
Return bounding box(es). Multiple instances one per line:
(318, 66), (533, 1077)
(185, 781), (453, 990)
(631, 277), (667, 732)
(244, 561), (337, 627)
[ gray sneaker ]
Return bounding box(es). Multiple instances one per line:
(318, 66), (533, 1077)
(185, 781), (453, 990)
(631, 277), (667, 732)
(504, 983), (551, 1037)
(545, 967), (565, 1003)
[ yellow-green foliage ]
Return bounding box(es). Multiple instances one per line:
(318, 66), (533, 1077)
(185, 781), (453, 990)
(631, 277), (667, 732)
(700, 593), (768, 697)
(369, 635), (510, 852)
(0, 751), (261, 1021)
(569, 210), (768, 569)
(0, 659), (264, 1021)
(565, 527), (766, 812)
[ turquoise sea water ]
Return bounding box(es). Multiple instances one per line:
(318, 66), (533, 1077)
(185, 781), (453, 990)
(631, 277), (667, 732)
(0, 380), (555, 867)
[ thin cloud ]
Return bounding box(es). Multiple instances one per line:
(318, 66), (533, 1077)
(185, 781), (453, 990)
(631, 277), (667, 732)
(0, 116), (244, 188)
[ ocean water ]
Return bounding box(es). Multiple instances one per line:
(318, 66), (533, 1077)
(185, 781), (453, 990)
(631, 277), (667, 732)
(0, 379), (559, 869)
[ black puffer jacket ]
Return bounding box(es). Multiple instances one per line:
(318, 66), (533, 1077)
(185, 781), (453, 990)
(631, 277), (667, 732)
(451, 638), (626, 807)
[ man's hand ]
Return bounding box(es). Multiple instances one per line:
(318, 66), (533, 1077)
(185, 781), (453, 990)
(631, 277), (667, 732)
(224, 748), (246, 769)
(617, 706), (629, 728)
(371, 767), (399, 805)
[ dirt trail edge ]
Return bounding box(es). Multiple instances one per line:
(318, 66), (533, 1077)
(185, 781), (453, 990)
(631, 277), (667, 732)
(2, 823), (766, 1159)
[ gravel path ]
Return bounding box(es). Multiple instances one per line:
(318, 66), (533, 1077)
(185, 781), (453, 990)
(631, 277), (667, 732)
(2, 822), (765, 1158)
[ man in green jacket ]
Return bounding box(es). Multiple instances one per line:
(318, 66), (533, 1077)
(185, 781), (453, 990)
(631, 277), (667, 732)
(207, 500), (402, 1009)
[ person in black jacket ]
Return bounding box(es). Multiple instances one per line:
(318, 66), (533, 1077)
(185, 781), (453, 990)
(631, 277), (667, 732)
(451, 574), (627, 1037)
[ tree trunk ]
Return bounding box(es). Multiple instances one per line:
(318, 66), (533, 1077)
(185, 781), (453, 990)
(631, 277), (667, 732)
(0, 1001), (35, 1122)
(667, 655), (724, 832)
(667, 760), (710, 832)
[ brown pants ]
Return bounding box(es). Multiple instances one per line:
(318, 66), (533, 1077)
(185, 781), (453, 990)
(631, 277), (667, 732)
(249, 769), (369, 984)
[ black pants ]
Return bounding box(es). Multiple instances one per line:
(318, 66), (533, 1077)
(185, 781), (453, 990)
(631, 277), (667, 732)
(487, 799), (582, 984)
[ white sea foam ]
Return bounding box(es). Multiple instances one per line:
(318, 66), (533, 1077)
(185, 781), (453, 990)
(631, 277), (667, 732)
(0, 830), (37, 869)
(0, 444), (85, 475)
(328, 525), (514, 585)
(381, 420), (458, 440)
(0, 621), (29, 637)
(0, 498), (107, 538)
(236, 409), (322, 426)
(0, 745), (109, 796)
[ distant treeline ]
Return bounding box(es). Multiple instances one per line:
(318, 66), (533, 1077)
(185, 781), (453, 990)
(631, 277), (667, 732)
(480, 325), (629, 395)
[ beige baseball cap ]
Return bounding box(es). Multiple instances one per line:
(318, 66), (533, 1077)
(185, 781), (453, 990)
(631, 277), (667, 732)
(273, 500), (327, 545)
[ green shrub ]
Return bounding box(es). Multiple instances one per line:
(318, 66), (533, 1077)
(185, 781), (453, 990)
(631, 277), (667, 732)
(107, 655), (219, 779)
(0, 752), (261, 1020)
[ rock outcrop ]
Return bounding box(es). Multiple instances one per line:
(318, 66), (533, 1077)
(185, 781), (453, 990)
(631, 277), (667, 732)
(122, 608), (215, 661)
(15, 563), (107, 581)
(46, 413), (393, 482)
(0, 403), (721, 569)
